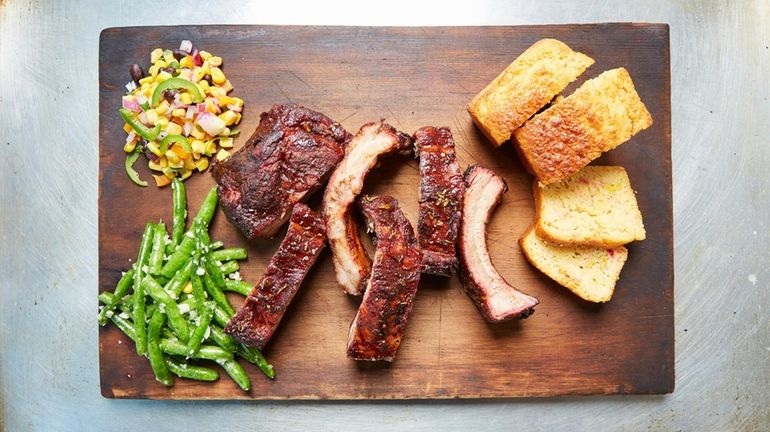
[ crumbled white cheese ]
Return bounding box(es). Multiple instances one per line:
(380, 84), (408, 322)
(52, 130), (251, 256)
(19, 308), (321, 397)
(228, 271), (242, 281)
(105, 310), (114, 318)
(178, 303), (191, 314)
(196, 267), (205, 276)
(186, 231), (195, 238)
(118, 312), (130, 320)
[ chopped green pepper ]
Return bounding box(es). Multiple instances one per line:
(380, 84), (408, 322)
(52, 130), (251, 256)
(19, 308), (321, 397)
(119, 108), (160, 141)
(160, 134), (192, 154)
(151, 77), (203, 107)
(125, 146), (148, 187)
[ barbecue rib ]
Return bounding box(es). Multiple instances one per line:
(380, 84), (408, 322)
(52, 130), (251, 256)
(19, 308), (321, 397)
(211, 104), (350, 240)
(224, 204), (326, 349)
(347, 195), (421, 362)
(323, 121), (412, 295)
(458, 166), (539, 322)
(414, 126), (465, 276)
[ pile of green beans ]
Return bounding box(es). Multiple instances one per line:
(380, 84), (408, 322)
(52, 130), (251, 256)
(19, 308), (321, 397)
(98, 178), (275, 391)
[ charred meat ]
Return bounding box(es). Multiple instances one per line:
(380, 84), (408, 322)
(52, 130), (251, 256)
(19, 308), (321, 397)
(414, 126), (465, 276)
(224, 204), (326, 349)
(323, 121), (412, 295)
(212, 104), (350, 240)
(347, 195), (421, 362)
(458, 165), (539, 322)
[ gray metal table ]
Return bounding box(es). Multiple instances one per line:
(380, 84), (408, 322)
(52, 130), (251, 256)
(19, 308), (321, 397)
(1, 0), (767, 430)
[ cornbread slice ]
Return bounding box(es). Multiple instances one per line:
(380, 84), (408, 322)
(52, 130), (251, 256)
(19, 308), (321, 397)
(513, 67), (653, 184)
(468, 39), (594, 146)
(534, 166), (646, 247)
(520, 227), (627, 303)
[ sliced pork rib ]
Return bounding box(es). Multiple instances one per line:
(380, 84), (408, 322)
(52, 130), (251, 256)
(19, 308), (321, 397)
(212, 104), (350, 240)
(414, 126), (465, 276)
(347, 195), (421, 362)
(224, 204), (326, 349)
(323, 121), (412, 295)
(459, 166), (539, 322)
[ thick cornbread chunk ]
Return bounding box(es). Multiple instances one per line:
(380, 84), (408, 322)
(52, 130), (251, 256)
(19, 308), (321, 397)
(534, 166), (646, 247)
(519, 227), (627, 303)
(468, 39), (594, 146)
(514, 68), (653, 184)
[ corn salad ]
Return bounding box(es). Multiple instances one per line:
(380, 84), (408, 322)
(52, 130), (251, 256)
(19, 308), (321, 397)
(121, 40), (243, 187)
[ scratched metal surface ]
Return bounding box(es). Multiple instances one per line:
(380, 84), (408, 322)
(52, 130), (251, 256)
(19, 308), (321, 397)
(0, 0), (768, 430)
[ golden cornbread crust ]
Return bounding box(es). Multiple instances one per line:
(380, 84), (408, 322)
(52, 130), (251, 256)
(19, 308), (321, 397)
(468, 39), (594, 146)
(519, 226), (628, 303)
(533, 166), (646, 248)
(513, 67), (653, 184)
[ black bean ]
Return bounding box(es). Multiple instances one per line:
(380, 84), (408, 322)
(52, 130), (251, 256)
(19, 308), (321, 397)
(162, 89), (178, 103)
(129, 64), (145, 83)
(172, 49), (188, 60)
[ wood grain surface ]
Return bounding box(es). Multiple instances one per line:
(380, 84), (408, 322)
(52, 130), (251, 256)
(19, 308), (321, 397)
(98, 24), (672, 399)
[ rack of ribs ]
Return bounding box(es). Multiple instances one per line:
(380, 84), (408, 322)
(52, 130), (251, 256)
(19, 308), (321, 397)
(224, 204), (327, 349)
(414, 126), (465, 276)
(458, 165), (539, 322)
(322, 121), (412, 295)
(211, 104), (351, 240)
(347, 195), (421, 362)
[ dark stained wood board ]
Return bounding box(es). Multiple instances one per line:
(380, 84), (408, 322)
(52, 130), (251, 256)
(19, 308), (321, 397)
(98, 24), (673, 399)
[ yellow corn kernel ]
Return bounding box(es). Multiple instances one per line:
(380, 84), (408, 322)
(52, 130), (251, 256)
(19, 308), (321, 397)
(150, 48), (163, 64)
(148, 159), (164, 171)
(145, 110), (159, 125)
(139, 76), (154, 86)
(182, 281), (193, 294)
(191, 139), (205, 155)
(210, 67), (226, 85)
(233, 113), (242, 125)
(155, 118), (169, 129)
(163, 50), (175, 64)
(183, 156), (196, 170)
(216, 95), (235, 106)
(146, 141), (161, 156)
(153, 174), (172, 187)
(219, 111), (237, 126)
(154, 100), (170, 115)
(159, 156), (168, 168)
(195, 157), (209, 172)
(208, 56), (222, 67)
(123, 140), (138, 153)
(165, 122), (182, 135)
(192, 66), (205, 83)
(181, 168), (193, 180)
(166, 151), (180, 165)
(179, 55), (193, 69)
(218, 137), (234, 148)
(208, 86), (226, 98)
(204, 99), (218, 114)
(190, 126), (206, 140)
(154, 59), (168, 69)
(222, 80), (233, 93)
(156, 71), (173, 83)
(229, 97), (243, 108)
(215, 149), (231, 161)
(179, 92), (192, 105)
(222, 127), (230, 136)
(148, 64), (159, 78)
(171, 108), (186, 118)
(199, 50), (212, 61)
(164, 170), (175, 180)
(142, 86), (153, 98)
(204, 140), (217, 156)
(123, 123), (133, 134)
(202, 61), (211, 76)
(197, 80), (210, 94)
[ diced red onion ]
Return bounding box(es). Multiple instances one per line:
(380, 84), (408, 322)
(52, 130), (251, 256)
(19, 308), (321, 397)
(183, 122), (193, 136)
(179, 40), (193, 53)
(125, 81), (137, 93)
(197, 103), (206, 114)
(125, 131), (137, 144)
(135, 94), (148, 106)
(196, 112), (226, 136)
(138, 112), (148, 124)
(122, 97), (141, 112)
(185, 106), (195, 119)
(226, 104), (242, 112)
(146, 151), (160, 162)
(192, 49), (203, 67)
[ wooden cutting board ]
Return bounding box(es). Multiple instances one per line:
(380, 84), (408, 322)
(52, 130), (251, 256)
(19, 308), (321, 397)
(98, 24), (673, 399)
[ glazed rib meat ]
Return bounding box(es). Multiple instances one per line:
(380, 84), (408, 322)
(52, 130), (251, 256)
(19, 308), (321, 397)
(347, 195), (421, 362)
(458, 166), (539, 322)
(212, 104), (350, 240)
(414, 126), (465, 276)
(224, 204), (326, 349)
(323, 121), (412, 295)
